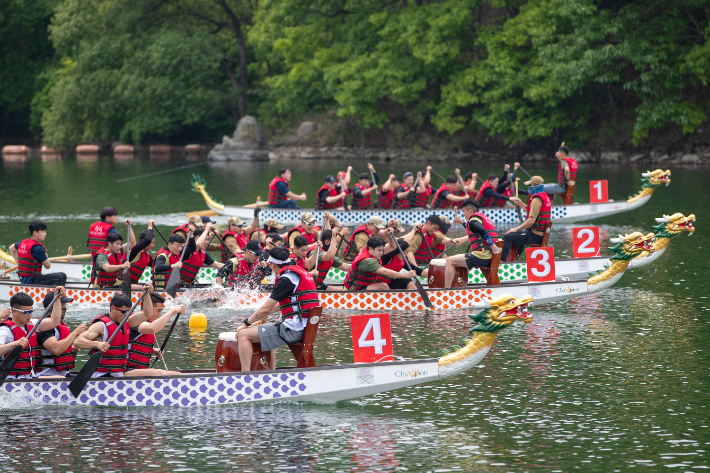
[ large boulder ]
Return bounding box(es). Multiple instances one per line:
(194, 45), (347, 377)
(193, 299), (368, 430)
(208, 115), (269, 161)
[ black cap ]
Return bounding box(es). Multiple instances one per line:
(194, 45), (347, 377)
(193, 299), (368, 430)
(392, 175), (401, 182)
(43, 290), (74, 308)
(201, 216), (216, 225)
(324, 175), (336, 183)
(403, 172), (414, 180)
(244, 240), (263, 256)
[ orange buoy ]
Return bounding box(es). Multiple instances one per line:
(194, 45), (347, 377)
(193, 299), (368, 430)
(149, 145), (171, 154)
(114, 144), (135, 154)
(185, 144), (202, 152)
(76, 144), (100, 154)
(2, 145), (28, 154)
(40, 146), (60, 154)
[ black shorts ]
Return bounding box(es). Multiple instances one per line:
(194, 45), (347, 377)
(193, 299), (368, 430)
(387, 278), (411, 290)
(464, 253), (491, 270)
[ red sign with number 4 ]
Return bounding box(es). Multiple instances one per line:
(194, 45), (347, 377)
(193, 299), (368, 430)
(589, 180), (608, 203)
(351, 313), (394, 363)
(573, 226), (600, 258)
(526, 247), (556, 282)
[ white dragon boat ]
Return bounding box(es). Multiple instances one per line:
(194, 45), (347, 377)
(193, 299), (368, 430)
(1, 294), (532, 407)
(0, 231), (659, 310)
(190, 169), (671, 226)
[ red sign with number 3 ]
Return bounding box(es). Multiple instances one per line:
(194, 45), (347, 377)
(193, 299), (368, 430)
(351, 313), (394, 363)
(526, 247), (556, 282)
(573, 226), (600, 258)
(589, 180), (608, 203)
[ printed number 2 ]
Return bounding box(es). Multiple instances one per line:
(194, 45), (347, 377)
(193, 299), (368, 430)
(576, 228), (596, 254)
(593, 181), (603, 200)
(530, 249), (551, 277)
(358, 318), (387, 354)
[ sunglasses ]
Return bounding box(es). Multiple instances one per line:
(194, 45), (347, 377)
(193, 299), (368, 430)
(12, 308), (34, 316)
(112, 306), (130, 315)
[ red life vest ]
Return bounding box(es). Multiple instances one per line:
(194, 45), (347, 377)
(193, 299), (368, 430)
(220, 229), (237, 262)
(226, 254), (257, 285)
(16, 239), (45, 279)
(394, 185), (411, 209)
(126, 251), (151, 284)
(92, 248), (124, 287)
(180, 250), (206, 286)
(288, 253), (306, 269)
(127, 331), (155, 369)
(526, 192), (552, 233)
(309, 246), (334, 287)
(152, 247), (180, 290)
(0, 319), (39, 376)
(344, 224), (371, 261)
(275, 265), (320, 321)
(316, 184), (341, 210)
(412, 184), (432, 208)
(286, 226), (316, 248)
(351, 183), (372, 209)
(92, 314), (129, 373)
(376, 252), (406, 284)
(467, 212), (499, 253)
(344, 248), (382, 291)
(88, 221), (116, 255)
(268, 176), (290, 205)
(378, 188), (395, 209)
(36, 322), (75, 371)
(413, 231), (437, 266)
(433, 183), (456, 209)
(478, 180), (507, 207)
(172, 223), (190, 236)
(558, 156), (578, 186)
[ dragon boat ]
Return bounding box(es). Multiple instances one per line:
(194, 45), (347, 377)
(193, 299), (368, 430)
(0, 294), (532, 407)
(190, 169), (671, 226)
(0, 232), (658, 310)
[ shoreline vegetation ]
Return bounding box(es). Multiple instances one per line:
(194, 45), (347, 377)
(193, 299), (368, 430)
(1, 0), (708, 162)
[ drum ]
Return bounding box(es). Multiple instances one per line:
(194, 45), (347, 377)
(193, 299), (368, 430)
(215, 332), (270, 373)
(427, 258), (467, 288)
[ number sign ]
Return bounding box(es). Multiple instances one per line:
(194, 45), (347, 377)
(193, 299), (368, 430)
(573, 226), (600, 258)
(351, 313), (394, 363)
(589, 180), (608, 203)
(526, 247), (556, 282)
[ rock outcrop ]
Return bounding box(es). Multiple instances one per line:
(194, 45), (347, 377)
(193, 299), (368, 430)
(208, 116), (269, 161)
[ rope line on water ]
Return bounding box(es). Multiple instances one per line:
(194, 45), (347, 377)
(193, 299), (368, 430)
(116, 161), (208, 183)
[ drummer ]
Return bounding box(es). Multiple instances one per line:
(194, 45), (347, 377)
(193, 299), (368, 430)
(405, 215), (464, 267)
(343, 235), (416, 291)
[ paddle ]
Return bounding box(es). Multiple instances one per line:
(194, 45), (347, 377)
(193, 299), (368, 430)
(518, 165), (533, 180)
(434, 242), (459, 259)
(0, 292), (62, 386)
(369, 166), (379, 197)
(166, 230), (193, 298)
(418, 228), (436, 262)
(455, 170), (467, 196)
(69, 289), (149, 397)
(3, 253), (92, 274)
(388, 233), (433, 309)
(338, 174), (349, 212)
(255, 208), (261, 249)
(153, 225), (170, 246)
(430, 169), (448, 183)
(515, 178), (524, 223)
(408, 174), (422, 206)
(312, 215), (328, 273)
(122, 222), (132, 295)
(244, 197), (269, 209)
(150, 311), (182, 369)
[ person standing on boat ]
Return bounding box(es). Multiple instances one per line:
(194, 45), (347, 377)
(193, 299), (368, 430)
(445, 199), (500, 287)
(342, 216), (387, 263)
(316, 175), (348, 210)
(478, 174), (518, 207)
(179, 226), (224, 287)
(91, 230), (136, 288)
(33, 290), (86, 378)
(87, 206), (120, 256)
(406, 215), (463, 267)
(125, 293), (182, 376)
(0, 289), (66, 379)
(344, 236), (416, 291)
(432, 176), (471, 209)
(250, 218), (285, 246)
(74, 288), (156, 378)
(216, 240), (266, 288)
(351, 163), (380, 210)
(543, 144), (577, 197)
(124, 220), (156, 285)
(378, 174), (400, 209)
(152, 234), (189, 291)
(502, 176), (551, 261)
(286, 213), (319, 249)
(268, 168), (307, 209)
(9, 220), (68, 286)
(235, 246), (321, 371)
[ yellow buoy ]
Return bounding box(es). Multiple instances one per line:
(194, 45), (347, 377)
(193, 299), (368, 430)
(189, 312), (207, 328)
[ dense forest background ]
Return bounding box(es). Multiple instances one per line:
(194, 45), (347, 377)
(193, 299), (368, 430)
(1, 0), (708, 154)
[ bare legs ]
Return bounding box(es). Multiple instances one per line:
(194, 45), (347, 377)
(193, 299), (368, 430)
(444, 254), (469, 288)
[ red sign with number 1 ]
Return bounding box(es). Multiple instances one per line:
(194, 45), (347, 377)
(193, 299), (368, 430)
(526, 247), (556, 282)
(351, 313), (394, 363)
(589, 180), (608, 203)
(573, 226), (600, 258)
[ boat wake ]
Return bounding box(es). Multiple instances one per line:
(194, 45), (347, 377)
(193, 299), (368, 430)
(166, 284), (268, 312)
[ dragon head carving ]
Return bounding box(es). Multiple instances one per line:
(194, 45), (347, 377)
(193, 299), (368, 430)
(608, 232), (656, 261)
(653, 213), (696, 238)
(468, 294), (533, 333)
(641, 169), (671, 188)
(190, 174), (223, 206)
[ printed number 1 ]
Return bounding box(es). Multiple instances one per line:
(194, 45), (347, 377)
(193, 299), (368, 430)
(593, 181), (603, 200)
(358, 318), (387, 354)
(530, 249), (551, 277)
(576, 229), (596, 254)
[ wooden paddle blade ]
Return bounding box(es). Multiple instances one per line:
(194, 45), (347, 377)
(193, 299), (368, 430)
(0, 345), (22, 387)
(121, 269), (131, 295)
(413, 278), (434, 309)
(185, 210), (219, 218)
(68, 352), (103, 397)
(165, 269), (181, 298)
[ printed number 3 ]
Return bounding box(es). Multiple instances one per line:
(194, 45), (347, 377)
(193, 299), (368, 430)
(530, 249), (551, 277)
(576, 229), (595, 254)
(358, 318), (387, 354)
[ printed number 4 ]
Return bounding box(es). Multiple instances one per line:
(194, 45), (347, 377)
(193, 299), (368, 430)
(576, 229), (596, 254)
(530, 249), (551, 277)
(358, 318), (387, 354)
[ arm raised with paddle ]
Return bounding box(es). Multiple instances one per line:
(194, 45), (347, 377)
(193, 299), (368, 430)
(166, 230), (193, 298)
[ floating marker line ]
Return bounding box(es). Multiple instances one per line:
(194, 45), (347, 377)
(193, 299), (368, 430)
(116, 161), (208, 183)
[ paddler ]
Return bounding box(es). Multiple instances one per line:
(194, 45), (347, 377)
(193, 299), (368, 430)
(432, 175), (471, 208)
(503, 176), (552, 261)
(342, 216), (387, 263)
(125, 293), (182, 376)
(351, 163), (380, 210)
(343, 235), (416, 291)
(205, 214), (259, 262)
(268, 168), (307, 209)
(376, 239), (427, 290)
(286, 212), (319, 249)
(543, 144), (577, 198)
(316, 175), (348, 210)
(172, 215), (202, 241)
(33, 290), (86, 378)
(178, 225), (224, 287)
(499, 163), (527, 199)
(432, 216), (451, 257)
(445, 199), (500, 287)
(394, 172), (417, 209)
(289, 236), (310, 269)
(74, 288), (160, 378)
(378, 174), (400, 209)
(308, 229), (351, 291)
(91, 227), (136, 288)
(216, 240), (266, 288)
(152, 234), (187, 291)
(477, 173), (519, 207)
(124, 220), (156, 285)
(250, 218), (285, 246)
(235, 246), (321, 371)
(87, 206), (120, 256)
(0, 289), (66, 379)
(462, 172), (480, 198)
(410, 167), (433, 208)
(406, 215), (463, 267)
(9, 219), (68, 286)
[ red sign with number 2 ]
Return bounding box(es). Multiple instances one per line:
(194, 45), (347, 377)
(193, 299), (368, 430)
(589, 180), (608, 203)
(573, 226), (600, 258)
(351, 313), (394, 363)
(526, 247), (556, 282)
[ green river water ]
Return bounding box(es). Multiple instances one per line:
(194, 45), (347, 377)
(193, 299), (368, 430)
(0, 155), (708, 472)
